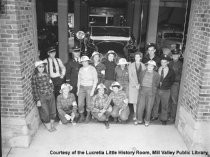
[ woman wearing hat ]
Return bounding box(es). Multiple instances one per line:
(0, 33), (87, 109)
(91, 51), (106, 84)
(91, 83), (112, 129)
(128, 52), (146, 121)
(115, 58), (129, 96)
(77, 56), (98, 123)
(102, 50), (118, 94)
(32, 60), (57, 132)
(107, 82), (130, 123)
(57, 83), (78, 125)
(135, 60), (160, 126)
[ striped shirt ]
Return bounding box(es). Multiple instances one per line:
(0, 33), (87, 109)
(78, 65), (98, 86)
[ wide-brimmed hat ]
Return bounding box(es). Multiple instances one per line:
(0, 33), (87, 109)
(80, 55), (90, 62)
(117, 58), (129, 65)
(47, 46), (56, 54)
(97, 83), (107, 90)
(107, 50), (116, 56)
(146, 60), (157, 67)
(35, 60), (45, 68)
(91, 51), (103, 60)
(60, 83), (73, 93)
(110, 82), (122, 91)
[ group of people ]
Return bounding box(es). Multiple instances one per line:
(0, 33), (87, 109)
(32, 43), (183, 132)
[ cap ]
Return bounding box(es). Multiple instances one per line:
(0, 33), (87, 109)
(161, 54), (171, 61)
(47, 47), (56, 53)
(171, 49), (181, 55)
(72, 46), (81, 53)
(146, 43), (156, 50)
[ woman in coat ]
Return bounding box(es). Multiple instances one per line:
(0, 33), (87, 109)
(128, 52), (145, 121)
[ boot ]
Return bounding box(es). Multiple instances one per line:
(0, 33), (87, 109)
(104, 121), (110, 129)
(78, 113), (85, 123)
(85, 112), (91, 123)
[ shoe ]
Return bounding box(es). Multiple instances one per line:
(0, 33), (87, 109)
(85, 112), (91, 123)
(72, 121), (76, 126)
(151, 117), (158, 121)
(144, 122), (150, 127)
(113, 118), (118, 123)
(104, 121), (110, 129)
(78, 113), (85, 123)
(59, 120), (62, 125)
(134, 121), (143, 125)
(161, 121), (167, 125)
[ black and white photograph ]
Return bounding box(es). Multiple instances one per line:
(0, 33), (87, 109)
(1, 0), (210, 156)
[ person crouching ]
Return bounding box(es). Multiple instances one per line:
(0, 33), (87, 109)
(57, 83), (79, 125)
(107, 82), (130, 123)
(91, 83), (112, 129)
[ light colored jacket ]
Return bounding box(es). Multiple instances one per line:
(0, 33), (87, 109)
(128, 62), (145, 104)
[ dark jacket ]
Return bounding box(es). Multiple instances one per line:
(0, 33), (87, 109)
(139, 70), (160, 95)
(65, 59), (82, 89)
(142, 54), (161, 68)
(158, 67), (175, 90)
(168, 60), (183, 82)
(102, 59), (117, 81)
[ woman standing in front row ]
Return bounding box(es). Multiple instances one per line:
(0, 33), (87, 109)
(128, 52), (146, 121)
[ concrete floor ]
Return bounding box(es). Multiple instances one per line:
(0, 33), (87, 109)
(3, 121), (195, 157)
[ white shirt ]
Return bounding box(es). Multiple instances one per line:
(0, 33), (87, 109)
(44, 58), (66, 78)
(158, 66), (169, 78)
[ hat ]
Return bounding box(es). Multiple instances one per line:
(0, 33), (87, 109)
(35, 60), (45, 68)
(110, 82), (122, 91)
(91, 51), (103, 60)
(47, 47), (56, 53)
(146, 60), (156, 67)
(117, 58), (129, 65)
(161, 54), (171, 61)
(107, 50), (116, 56)
(97, 83), (107, 90)
(72, 46), (81, 53)
(60, 83), (73, 93)
(80, 56), (90, 62)
(146, 43), (156, 50)
(171, 49), (181, 55)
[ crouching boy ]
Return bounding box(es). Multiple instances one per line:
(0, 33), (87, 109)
(57, 83), (79, 125)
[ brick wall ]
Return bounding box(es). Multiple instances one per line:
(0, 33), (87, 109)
(0, 0), (40, 147)
(1, 0), (37, 118)
(176, 0), (210, 151)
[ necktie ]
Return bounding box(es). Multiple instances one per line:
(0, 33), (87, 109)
(52, 59), (56, 73)
(160, 68), (164, 86)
